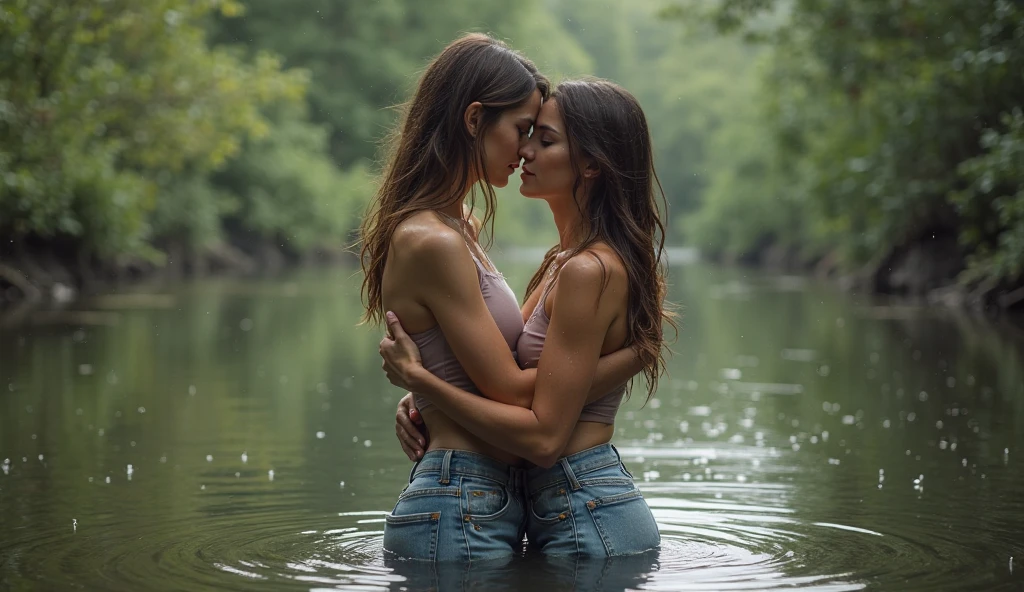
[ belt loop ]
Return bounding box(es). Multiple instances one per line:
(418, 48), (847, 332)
(439, 449), (453, 485)
(408, 456), (423, 484)
(610, 443), (634, 479)
(560, 457), (582, 491)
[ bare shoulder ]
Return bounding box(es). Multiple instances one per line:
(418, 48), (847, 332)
(391, 212), (468, 262)
(560, 244), (627, 290)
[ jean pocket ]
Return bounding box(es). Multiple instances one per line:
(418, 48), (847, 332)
(528, 483), (571, 524)
(585, 488), (660, 556)
(462, 479), (510, 520)
(398, 473), (461, 501)
(383, 511), (441, 561)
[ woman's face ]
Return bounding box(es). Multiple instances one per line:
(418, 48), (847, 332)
(480, 89), (542, 188)
(517, 99), (578, 200)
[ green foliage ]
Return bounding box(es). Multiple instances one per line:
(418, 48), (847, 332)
(954, 109), (1024, 283)
(214, 103), (375, 252)
(0, 0), (303, 258)
(665, 0), (1024, 287)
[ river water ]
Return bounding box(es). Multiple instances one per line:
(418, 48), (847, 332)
(1, 259), (1022, 591)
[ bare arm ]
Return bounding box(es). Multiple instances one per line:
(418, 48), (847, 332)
(383, 256), (620, 467)
(394, 226), (535, 407)
(390, 228), (640, 408)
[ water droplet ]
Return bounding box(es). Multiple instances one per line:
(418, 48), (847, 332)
(316, 431), (326, 439)
(268, 469), (275, 481)
(37, 454), (44, 461)
(339, 481), (346, 488)
(239, 318), (254, 331)
(363, 440), (372, 448)
(206, 455), (213, 462)
(241, 452), (248, 463)
(352, 436), (359, 443)
(78, 364), (93, 376)
(72, 519), (77, 533)
(105, 476), (111, 484)
(137, 407), (146, 414)
(188, 385), (197, 396)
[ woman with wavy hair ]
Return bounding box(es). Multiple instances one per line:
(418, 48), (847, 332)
(382, 77), (672, 557)
(360, 35), (642, 563)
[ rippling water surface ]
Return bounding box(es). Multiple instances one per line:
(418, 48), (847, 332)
(1, 260), (1022, 591)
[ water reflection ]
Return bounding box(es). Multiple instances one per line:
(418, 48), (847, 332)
(0, 262), (1022, 590)
(382, 554), (657, 592)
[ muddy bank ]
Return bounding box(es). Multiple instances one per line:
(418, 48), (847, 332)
(717, 233), (1024, 316)
(0, 236), (353, 316)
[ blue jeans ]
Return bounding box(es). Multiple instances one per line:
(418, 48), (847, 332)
(383, 449), (527, 562)
(525, 443), (660, 556)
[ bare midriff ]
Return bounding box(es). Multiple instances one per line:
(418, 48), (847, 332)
(420, 408), (524, 465)
(423, 412), (615, 466)
(561, 421), (616, 457)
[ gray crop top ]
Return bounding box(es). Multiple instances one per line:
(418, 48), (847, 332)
(516, 275), (627, 425)
(409, 252), (523, 412)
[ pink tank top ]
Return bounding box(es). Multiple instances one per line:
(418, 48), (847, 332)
(516, 273), (626, 425)
(409, 252), (523, 412)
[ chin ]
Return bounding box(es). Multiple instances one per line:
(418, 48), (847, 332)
(518, 186), (542, 199)
(492, 176), (510, 189)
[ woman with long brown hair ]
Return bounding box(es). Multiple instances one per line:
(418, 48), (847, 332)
(360, 36), (642, 563)
(381, 78), (672, 557)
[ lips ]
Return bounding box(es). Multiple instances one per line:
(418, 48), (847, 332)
(521, 166), (535, 176)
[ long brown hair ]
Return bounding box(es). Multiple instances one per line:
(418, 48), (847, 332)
(524, 78), (675, 402)
(360, 34), (549, 324)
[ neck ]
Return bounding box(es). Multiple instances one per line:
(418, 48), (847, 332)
(547, 193), (587, 251)
(438, 171), (480, 220)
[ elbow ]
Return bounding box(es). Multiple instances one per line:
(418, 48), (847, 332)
(516, 391), (535, 409)
(527, 439), (563, 469)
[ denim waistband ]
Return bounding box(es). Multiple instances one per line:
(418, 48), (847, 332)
(525, 443), (626, 493)
(410, 449), (526, 493)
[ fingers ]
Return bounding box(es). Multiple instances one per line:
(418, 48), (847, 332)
(396, 401), (425, 447)
(395, 405), (425, 461)
(385, 311), (409, 341)
(397, 423), (423, 461)
(410, 406), (423, 425)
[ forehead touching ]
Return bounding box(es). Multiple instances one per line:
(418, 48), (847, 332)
(506, 88), (542, 124)
(535, 98), (562, 134)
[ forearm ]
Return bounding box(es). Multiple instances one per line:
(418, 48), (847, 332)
(410, 368), (569, 466)
(479, 366), (536, 409)
(589, 347), (642, 403)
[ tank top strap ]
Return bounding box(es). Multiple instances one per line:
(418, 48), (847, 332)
(435, 210), (498, 275)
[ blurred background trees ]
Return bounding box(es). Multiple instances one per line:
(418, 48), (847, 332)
(1, 0), (1021, 308)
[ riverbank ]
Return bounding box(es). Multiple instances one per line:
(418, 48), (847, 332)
(705, 233), (1024, 316)
(0, 237), (352, 321)
(2, 236), (1021, 327)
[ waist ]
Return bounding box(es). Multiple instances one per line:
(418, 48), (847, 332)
(411, 449), (527, 493)
(417, 407), (524, 465)
(525, 443), (626, 492)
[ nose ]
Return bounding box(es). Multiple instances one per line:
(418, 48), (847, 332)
(518, 142), (534, 161)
